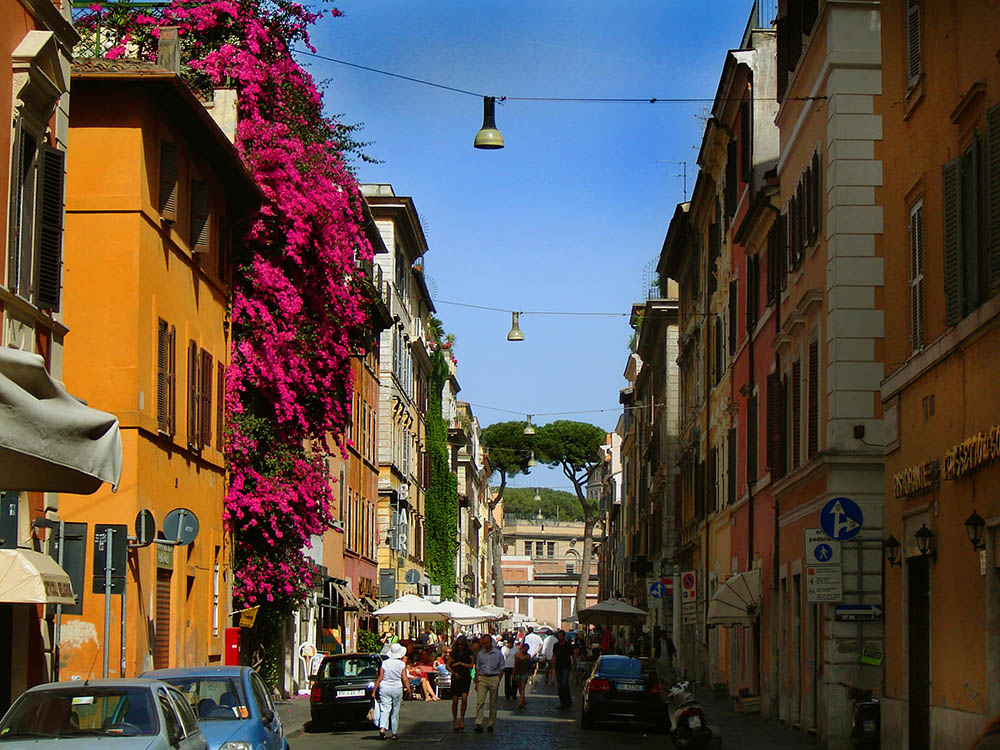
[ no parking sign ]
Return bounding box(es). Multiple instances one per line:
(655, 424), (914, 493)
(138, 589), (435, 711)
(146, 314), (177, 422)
(680, 571), (697, 602)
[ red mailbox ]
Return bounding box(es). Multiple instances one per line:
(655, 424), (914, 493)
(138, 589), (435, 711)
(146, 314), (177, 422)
(224, 627), (241, 665)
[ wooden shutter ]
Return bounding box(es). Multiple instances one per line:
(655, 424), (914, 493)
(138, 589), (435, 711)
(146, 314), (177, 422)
(791, 361), (802, 469)
(695, 460), (705, 519)
(766, 227), (778, 303)
(154, 569), (172, 669)
(747, 393), (758, 483)
(200, 350), (213, 449)
(811, 151), (821, 243)
(187, 340), (200, 449)
(729, 279), (738, 355)
(988, 104), (1000, 290)
(740, 101), (751, 181)
(906, 0), (921, 85)
(767, 371), (786, 479)
(216, 362), (225, 451)
(726, 138), (738, 217)
(158, 142), (178, 220)
(779, 212), (789, 290)
(909, 203), (925, 349)
(802, 0), (818, 35)
(776, 16), (789, 102)
(190, 180), (211, 252)
(157, 320), (170, 432)
(942, 157), (963, 325)
(727, 428), (737, 506)
(9, 125), (37, 298)
(808, 341), (819, 459)
(167, 326), (176, 435)
(35, 145), (64, 310)
(787, 0), (803, 71)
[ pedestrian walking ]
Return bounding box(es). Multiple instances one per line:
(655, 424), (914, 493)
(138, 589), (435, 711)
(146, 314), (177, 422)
(541, 630), (557, 685)
(552, 630), (576, 709)
(447, 635), (475, 731)
(473, 633), (505, 732)
(501, 637), (517, 699)
(513, 643), (532, 708)
(373, 642), (412, 740)
(523, 627), (543, 680)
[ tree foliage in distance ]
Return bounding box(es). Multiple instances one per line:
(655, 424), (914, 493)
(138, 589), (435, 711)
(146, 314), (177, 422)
(424, 347), (458, 599)
(480, 421), (534, 511)
(498, 487), (585, 521)
(533, 420), (608, 613)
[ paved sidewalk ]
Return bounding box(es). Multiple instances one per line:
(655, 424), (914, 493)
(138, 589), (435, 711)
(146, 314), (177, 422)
(275, 694), (311, 740)
(695, 689), (820, 749)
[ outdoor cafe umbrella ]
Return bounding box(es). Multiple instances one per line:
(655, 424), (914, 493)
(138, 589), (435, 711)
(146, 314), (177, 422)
(0, 348), (122, 494)
(575, 598), (649, 627)
(435, 600), (495, 625)
(372, 594), (449, 622)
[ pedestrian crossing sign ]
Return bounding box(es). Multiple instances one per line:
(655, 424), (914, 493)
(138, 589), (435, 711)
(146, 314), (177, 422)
(804, 528), (841, 565)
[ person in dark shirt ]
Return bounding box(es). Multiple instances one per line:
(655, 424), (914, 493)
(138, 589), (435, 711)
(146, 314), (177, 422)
(551, 629), (576, 709)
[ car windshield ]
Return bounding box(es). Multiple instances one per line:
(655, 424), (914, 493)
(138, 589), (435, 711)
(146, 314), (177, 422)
(598, 658), (644, 678)
(156, 676), (251, 721)
(319, 657), (379, 680)
(0, 687), (158, 740)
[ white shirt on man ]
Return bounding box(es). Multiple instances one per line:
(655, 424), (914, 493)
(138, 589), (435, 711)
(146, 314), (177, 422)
(524, 632), (544, 658)
(542, 634), (557, 659)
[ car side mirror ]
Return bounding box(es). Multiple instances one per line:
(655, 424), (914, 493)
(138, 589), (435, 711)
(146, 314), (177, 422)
(260, 707), (274, 725)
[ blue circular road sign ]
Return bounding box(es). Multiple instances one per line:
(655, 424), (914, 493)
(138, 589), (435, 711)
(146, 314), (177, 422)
(820, 497), (864, 541)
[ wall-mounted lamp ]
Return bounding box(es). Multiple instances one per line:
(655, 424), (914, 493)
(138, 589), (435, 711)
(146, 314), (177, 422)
(523, 415), (535, 435)
(914, 523), (937, 561)
(964, 510), (987, 551)
(474, 96), (504, 150)
(883, 534), (901, 568)
(507, 312), (525, 341)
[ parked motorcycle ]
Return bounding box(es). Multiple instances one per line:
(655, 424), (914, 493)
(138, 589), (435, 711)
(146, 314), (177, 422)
(665, 680), (712, 749)
(841, 683), (880, 749)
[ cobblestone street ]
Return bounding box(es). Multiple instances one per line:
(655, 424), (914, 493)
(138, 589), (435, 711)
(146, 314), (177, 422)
(289, 678), (820, 750)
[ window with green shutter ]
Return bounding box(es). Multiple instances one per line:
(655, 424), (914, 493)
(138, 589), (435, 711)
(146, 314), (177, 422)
(987, 104), (1000, 290)
(158, 141), (178, 220)
(942, 132), (988, 325)
(906, 0), (921, 88)
(909, 200), (925, 350)
(190, 180), (211, 253)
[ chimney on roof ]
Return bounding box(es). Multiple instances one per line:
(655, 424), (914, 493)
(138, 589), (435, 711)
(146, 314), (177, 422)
(206, 88), (238, 143)
(156, 27), (180, 73)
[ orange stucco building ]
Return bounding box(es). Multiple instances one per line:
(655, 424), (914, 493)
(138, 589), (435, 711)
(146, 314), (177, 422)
(57, 59), (258, 678)
(878, 2), (1000, 747)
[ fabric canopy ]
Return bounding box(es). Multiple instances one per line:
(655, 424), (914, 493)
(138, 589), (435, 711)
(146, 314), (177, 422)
(435, 600), (495, 624)
(0, 349), (122, 493)
(373, 594), (449, 622)
(707, 568), (762, 626)
(0, 548), (75, 605)
(331, 581), (363, 611)
(575, 598), (648, 626)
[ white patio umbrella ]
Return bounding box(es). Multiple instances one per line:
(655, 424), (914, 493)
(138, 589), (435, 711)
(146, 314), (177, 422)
(575, 598), (649, 626)
(480, 604), (510, 620)
(372, 594), (449, 622)
(435, 600), (495, 624)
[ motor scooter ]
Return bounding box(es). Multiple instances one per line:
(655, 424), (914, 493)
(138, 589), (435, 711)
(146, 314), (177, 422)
(841, 683), (880, 749)
(665, 681), (712, 749)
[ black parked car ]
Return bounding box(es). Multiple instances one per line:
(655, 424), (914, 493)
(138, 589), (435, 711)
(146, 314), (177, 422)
(309, 653), (381, 726)
(581, 655), (667, 732)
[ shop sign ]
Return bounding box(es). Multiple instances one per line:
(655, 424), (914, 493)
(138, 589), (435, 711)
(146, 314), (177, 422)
(943, 424), (1000, 480)
(805, 566), (842, 603)
(892, 459), (939, 498)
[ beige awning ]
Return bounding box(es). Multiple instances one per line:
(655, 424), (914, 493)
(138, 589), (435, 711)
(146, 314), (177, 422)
(0, 548), (76, 605)
(0, 349), (122, 494)
(707, 568), (762, 627)
(332, 581), (363, 611)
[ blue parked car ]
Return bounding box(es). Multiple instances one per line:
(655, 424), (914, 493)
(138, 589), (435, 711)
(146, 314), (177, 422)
(141, 666), (287, 750)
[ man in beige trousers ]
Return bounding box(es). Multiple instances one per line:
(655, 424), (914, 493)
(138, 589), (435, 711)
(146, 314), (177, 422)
(474, 634), (505, 732)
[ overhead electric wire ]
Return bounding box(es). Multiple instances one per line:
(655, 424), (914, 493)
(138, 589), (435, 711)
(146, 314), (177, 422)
(433, 298), (629, 317)
(466, 401), (665, 417)
(292, 48), (826, 104)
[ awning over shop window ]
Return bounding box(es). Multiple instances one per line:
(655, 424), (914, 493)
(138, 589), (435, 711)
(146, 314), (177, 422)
(361, 596), (379, 613)
(331, 581), (363, 611)
(0, 349), (122, 494)
(0, 548), (75, 605)
(707, 568), (762, 627)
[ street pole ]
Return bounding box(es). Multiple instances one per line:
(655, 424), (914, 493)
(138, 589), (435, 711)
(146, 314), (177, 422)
(103, 527), (113, 678)
(54, 520), (65, 683)
(673, 563), (682, 676)
(120, 570), (127, 677)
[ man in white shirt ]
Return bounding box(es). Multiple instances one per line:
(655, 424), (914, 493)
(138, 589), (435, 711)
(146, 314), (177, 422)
(523, 627), (544, 680)
(541, 631), (558, 685)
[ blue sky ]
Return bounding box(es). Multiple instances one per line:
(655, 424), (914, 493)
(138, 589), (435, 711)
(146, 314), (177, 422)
(301, 1), (756, 491)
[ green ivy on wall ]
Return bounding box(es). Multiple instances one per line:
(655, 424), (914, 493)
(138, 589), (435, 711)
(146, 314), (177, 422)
(424, 348), (458, 599)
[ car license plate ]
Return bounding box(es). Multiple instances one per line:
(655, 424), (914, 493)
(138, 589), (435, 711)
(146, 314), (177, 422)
(618, 683), (643, 691)
(339, 689), (365, 698)
(688, 715), (702, 728)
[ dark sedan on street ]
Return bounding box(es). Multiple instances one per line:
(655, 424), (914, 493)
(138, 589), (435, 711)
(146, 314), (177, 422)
(309, 653), (381, 726)
(581, 655), (667, 732)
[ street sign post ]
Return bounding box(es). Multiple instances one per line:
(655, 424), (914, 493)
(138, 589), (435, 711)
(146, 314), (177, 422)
(805, 528), (841, 565)
(806, 565), (843, 603)
(819, 497), (864, 541)
(647, 577), (673, 599)
(680, 571), (697, 602)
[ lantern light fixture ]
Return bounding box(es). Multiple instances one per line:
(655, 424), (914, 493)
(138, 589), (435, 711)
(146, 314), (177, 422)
(474, 96), (504, 150)
(964, 510), (987, 551)
(533, 488), (542, 503)
(527, 450), (537, 468)
(883, 534), (901, 568)
(914, 523), (937, 561)
(523, 415), (535, 435)
(507, 311), (525, 342)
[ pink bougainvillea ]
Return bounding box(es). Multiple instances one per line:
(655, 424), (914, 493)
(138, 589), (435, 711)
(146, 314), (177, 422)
(80, 0), (373, 608)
